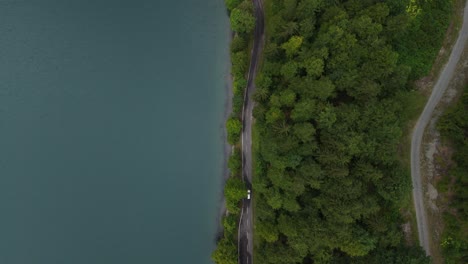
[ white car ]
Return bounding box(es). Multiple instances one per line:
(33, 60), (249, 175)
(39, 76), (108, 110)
(247, 189), (251, 200)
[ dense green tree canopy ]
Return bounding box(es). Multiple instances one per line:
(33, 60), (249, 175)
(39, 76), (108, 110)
(211, 237), (237, 264)
(230, 8), (255, 34)
(249, 0), (448, 263)
(224, 176), (246, 215)
(226, 117), (242, 145)
(215, 0), (453, 263)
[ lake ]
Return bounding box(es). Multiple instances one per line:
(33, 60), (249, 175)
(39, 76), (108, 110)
(0, 1), (230, 263)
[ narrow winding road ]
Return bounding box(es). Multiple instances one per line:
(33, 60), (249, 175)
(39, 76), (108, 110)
(411, 2), (468, 255)
(238, 0), (264, 263)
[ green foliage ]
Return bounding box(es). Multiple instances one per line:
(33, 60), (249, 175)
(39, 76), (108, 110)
(215, 2), (257, 263)
(233, 77), (247, 96)
(228, 148), (242, 175)
(293, 122), (315, 142)
(437, 86), (468, 263)
(249, 0), (451, 263)
(231, 51), (248, 78)
(230, 8), (255, 34)
(438, 90), (468, 144)
(317, 106), (336, 130)
(232, 94), (244, 116)
(304, 57), (324, 78)
(224, 177), (247, 215)
(218, 0), (454, 262)
(280, 61), (298, 80)
(225, 0), (242, 11)
(223, 214), (238, 235)
(257, 221), (279, 242)
(281, 36), (303, 57)
(212, 236), (237, 264)
(394, 0), (453, 80)
(231, 34), (247, 53)
(226, 117), (242, 145)
(237, 0), (254, 13)
(349, 245), (430, 263)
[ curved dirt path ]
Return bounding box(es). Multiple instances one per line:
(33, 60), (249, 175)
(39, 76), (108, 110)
(411, 2), (468, 255)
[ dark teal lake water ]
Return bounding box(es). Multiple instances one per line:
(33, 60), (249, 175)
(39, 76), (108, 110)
(0, 1), (229, 263)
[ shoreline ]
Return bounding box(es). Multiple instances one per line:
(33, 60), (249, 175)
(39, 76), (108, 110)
(215, 30), (234, 241)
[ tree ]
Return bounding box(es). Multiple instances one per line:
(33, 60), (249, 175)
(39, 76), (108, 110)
(233, 77), (247, 96)
(304, 57), (324, 78)
(220, 0), (450, 262)
(224, 177), (246, 214)
(291, 99), (316, 122)
(257, 222), (279, 242)
(230, 8), (255, 34)
(280, 60), (299, 80)
(293, 122), (316, 142)
(212, 236), (237, 264)
(317, 106), (337, 129)
(228, 149), (241, 175)
(231, 34), (247, 53)
(231, 51), (248, 78)
(223, 214), (238, 235)
(265, 107), (284, 124)
(279, 89), (296, 107)
(339, 228), (377, 256)
(281, 36), (303, 57)
(226, 117), (242, 145)
(225, 0), (242, 11)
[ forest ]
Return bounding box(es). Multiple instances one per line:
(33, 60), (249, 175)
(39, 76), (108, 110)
(437, 86), (468, 263)
(214, 0), (454, 263)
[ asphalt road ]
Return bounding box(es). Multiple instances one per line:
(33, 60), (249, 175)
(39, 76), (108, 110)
(238, 0), (264, 264)
(411, 2), (468, 255)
